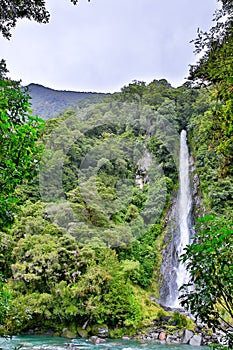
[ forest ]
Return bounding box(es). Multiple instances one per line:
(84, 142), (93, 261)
(0, 0), (232, 348)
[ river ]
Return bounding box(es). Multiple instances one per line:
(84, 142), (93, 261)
(0, 335), (208, 350)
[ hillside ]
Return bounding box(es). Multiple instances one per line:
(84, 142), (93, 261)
(0, 0), (232, 346)
(0, 78), (209, 332)
(0, 73), (232, 345)
(27, 83), (107, 119)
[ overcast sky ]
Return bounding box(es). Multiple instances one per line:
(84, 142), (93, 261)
(0, 0), (218, 92)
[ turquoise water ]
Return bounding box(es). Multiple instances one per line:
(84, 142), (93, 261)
(0, 335), (208, 350)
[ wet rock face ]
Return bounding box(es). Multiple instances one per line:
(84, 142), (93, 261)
(159, 194), (179, 306)
(190, 155), (205, 219)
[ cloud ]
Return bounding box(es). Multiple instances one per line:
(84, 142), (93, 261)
(0, 0), (217, 92)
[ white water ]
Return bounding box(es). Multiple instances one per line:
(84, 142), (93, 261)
(173, 129), (192, 307)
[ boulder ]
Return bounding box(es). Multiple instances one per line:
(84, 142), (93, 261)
(160, 316), (172, 323)
(189, 334), (202, 346)
(166, 335), (180, 344)
(91, 324), (109, 338)
(97, 326), (109, 338)
(89, 336), (106, 344)
(61, 328), (76, 338)
(182, 329), (194, 344)
(77, 327), (89, 338)
(159, 332), (166, 341)
(150, 332), (159, 339)
(166, 331), (182, 345)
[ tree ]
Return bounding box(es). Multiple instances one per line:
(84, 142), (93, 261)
(189, 0), (233, 176)
(0, 62), (44, 228)
(0, 273), (10, 326)
(190, 0), (233, 80)
(0, 0), (90, 39)
(120, 80), (147, 102)
(179, 216), (233, 347)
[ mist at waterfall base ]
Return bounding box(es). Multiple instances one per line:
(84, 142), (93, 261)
(160, 130), (193, 308)
(0, 335), (209, 349)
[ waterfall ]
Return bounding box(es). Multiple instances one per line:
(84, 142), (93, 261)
(173, 129), (192, 306)
(160, 129), (192, 308)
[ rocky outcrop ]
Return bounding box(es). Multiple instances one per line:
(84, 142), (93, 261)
(190, 155), (205, 219)
(135, 150), (152, 189)
(159, 193), (179, 306)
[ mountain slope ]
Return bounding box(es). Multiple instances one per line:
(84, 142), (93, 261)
(27, 83), (107, 119)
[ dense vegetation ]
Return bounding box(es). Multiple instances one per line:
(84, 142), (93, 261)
(0, 0), (232, 345)
(1, 75), (204, 335)
(0, 60), (44, 229)
(180, 0), (233, 345)
(180, 216), (233, 342)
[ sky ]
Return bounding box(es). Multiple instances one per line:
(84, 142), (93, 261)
(0, 0), (218, 92)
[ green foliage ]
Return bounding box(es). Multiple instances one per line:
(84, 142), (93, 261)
(182, 5), (233, 345)
(0, 74), (44, 228)
(103, 276), (142, 326)
(0, 273), (11, 325)
(4, 0), (232, 339)
(169, 311), (193, 329)
(0, 76), (207, 335)
(120, 80), (147, 102)
(4, 199), (145, 332)
(180, 216), (233, 346)
(7, 236), (143, 332)
(189, 95), (233, 215)
(11, 233), (81, 293)
(147, 136), (177, 182)
(117, 224), (162, 288)
(0, 231), (15, 277)
(189, 1), (233, 177)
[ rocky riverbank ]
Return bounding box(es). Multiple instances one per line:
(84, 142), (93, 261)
(83, 324), (228, 347)
(20, 312), (229, 348)
(132, 326), (227, 346)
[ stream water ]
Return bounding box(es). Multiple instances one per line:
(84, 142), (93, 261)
(0, 335), (208, 350)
